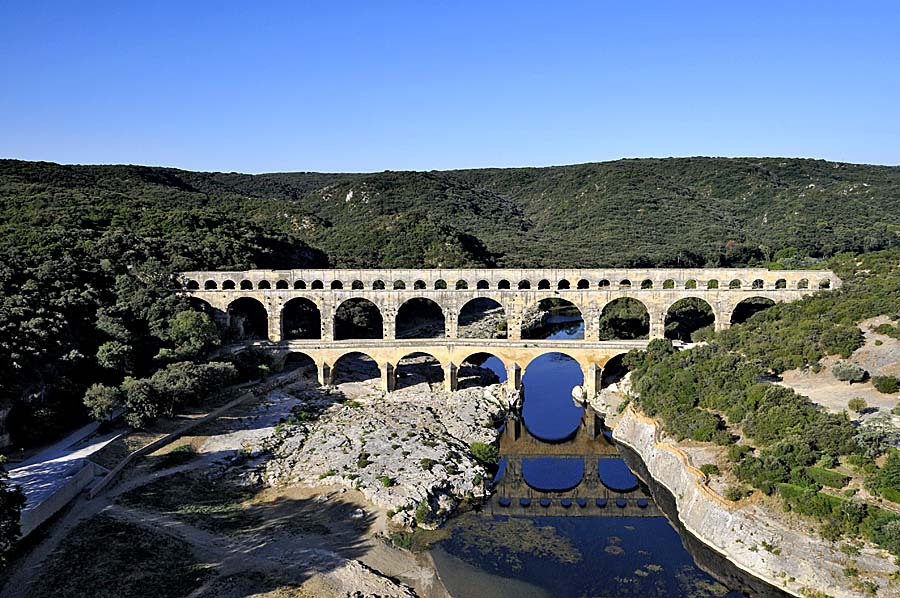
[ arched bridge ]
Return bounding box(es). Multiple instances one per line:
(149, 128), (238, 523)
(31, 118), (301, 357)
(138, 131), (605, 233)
(179, 267), (838, 398)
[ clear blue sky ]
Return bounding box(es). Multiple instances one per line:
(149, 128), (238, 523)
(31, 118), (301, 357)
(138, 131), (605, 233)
(1, 1), (898, 172)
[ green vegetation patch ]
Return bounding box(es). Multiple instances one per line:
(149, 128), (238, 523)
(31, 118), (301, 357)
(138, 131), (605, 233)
(805, 466), (850, 489)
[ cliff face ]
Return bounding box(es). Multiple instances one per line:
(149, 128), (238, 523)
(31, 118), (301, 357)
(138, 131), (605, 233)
(613, 408), (898, 598)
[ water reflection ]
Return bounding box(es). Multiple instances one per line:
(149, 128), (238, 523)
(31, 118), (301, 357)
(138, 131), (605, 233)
(521, 352), (583, 441)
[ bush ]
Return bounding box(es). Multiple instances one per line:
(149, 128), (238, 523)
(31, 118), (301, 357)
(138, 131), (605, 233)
(806, 466), (850, 489)
(700, 463), (720, 477)
(873, 376), (900, 394)
(377, 475), (394, 488)
(832, 362), (868, 384)
(82, 383), (123, 421)
(414, 499), (430, 525)
(469, 441), (499, 466)
(847, 397), (868, 413)
(724, 485), (748, 501)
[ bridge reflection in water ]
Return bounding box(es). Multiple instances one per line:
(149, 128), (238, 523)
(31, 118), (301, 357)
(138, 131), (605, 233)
(489, 413), (661, 518)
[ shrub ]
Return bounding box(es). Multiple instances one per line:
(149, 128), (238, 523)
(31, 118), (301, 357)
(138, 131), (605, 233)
(724, 485), (747, 501)
(873, 376), (900, 394)
(414, 499), (430, 525)
(806, 466), (850, 489)
(700, 463), (720, 477)
(469, 441), (499, 466)
(832, 362), (868, 383)
(83, 383), (123, 421)
(847, 397), (868, 413)
(378, 475), (394, 488)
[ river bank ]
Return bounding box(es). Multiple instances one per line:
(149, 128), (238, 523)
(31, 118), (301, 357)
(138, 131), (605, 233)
(613, 407), (899, 597)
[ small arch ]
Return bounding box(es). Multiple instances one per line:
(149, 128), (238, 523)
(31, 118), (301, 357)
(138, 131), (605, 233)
(282, 352), (316, 378)
(459, 352), (507, 390)
(598, 279), (610, 288)
(414, 280), (427, 290)
(222, 280), (236, 290)
(640, 279), (653, 290)
(332, 352), (380, 385)
(227, 297), (268, 340)
(351, 280), (364, 290)
(538, 279), (551, 290)
(797, 278), (809, 289)
(282, 297), (321, 340)
(728, 279), (742, 290)
(395, 352), (444, 391)
(663, 279), (675, 289)
(684, 279), (697, 290)
(396, 298), (445, 338)
(434, 279), (448, 290)
(275, 279), (289, 290)
(731, 297), (776, 325)
(458, 298), (506, 339)
(185, 279), (200, 290)
(774, 278), (787, 289)
(258, 280), (271, 290)
(557, 279), (571, 290)
(240, 280), (253, 290)
(707, 279), (719, 289)
(619, 280), (631, 288)
(294, 280), (307, 290)
(334, 298), (383, 340)
(751, 279), (764, 290)
(476, 279), (490, 290)
(665, 297), (715, 342)
(522, 298), (584, 340)
(819, 279), (831, 289)
(204, 280), (218, 290)
(577, 279), (590, 289)
(498, 279), (511, 290)
(372, 280), (385, 290)
(393, 280), (406, 290)
(330, 280), (343, 290)
(599, 298), (649, 340)
(456, 280), (469, 290)
(518, 280), (531, 290)
(311, 280), (324, 290)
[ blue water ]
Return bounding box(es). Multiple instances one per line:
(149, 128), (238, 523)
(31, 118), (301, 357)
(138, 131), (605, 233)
(522, 458), (584, 491)
(598, 459), (640, 492)
(480, 355), (507, 382)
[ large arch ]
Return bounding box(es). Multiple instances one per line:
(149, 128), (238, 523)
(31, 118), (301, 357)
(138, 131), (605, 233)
(227, 297), (268, 340)
(282, 297), (321, 340)
(282, 352), (316, 378)
(522, 298), (584, 340)
(598, 298), (649, 340)
(334, 298), (383, 340)
(664, 297), (715, 342)
(458, 352), (507, 390)
(332, 351), (380, 385)
(395, 352), (444, 391)
(731, 297), (776, 325)
(521, 352), (585, 441)
(458, 298), (507, 339)
(396, 298), (445, 339)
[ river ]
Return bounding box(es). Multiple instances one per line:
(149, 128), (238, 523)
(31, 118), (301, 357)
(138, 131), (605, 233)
(429, 317), (782, 597)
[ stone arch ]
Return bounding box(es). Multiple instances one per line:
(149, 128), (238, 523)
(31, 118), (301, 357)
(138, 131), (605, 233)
(276, 279), (289, 289)
(311, 280), (324, 289)
(619, 279), (631, 288)
(204, 279), (218, 290)
(414, 280), (427, 290)
(456, 280), (469, 290)
(577, 279), (590, 289)
(434, 279), (448, 290)
(640, 279), (653, 289)
(818, 279), (831, 289)
(599, 297), (649, 340)
(476, 279), (490, 290)
(185, 279), (200, 290)
(538, 279), (551, 290)
(240, 280), (253, 290)
(351, 280), (364, 290)
(601, 352), (632, 389)
(334, 298), (383, 340)
(707, 279), (719, 289)
(372, 280), (385, 290)
(396, 298), (445, 338)
(222, 279), (236, 290)
(458, 297), (507, 339)
(227, 297), (268, 340)
(518, 280), (531, 290)
(332, 351), (380, 385)
(522, 298), (584, 340)
(187, 296), (216, 316)
(498, 279), (511, 290)
(775, 278), (787, 289)
(684, 279), (697, 289)
(393, 280), (406, 290)
(282, 297), (321, 340)
(395, 352), (444, 391)
(599, 279), (610, 288)
(728, 279), (742, 289)
(521, 352), (585, 441)
(663, 279), (675, 289)
(258, 280), (271, 290)
(282, 352), (316, 378)
(664, 297), (715, 342)
(294, 280), (306, 290)
(797, 278), (809, 289)
(751, 279), (764, 290)
(459, 352), (507, 389)
(731, 297), (776, 325)
(557, 279), (571, 290)
(331, 280), (343, 290)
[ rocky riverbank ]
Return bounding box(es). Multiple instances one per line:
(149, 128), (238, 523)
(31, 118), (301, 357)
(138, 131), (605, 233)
(613, 408), (899, 598)
(264, 365), (512, 530)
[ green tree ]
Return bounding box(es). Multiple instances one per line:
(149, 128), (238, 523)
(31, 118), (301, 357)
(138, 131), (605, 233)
(848, 397), (868, 413)
(96, 340), (133, 374)
(0, 457), (25, 566)
(832, 362), (867, 384)
(164, 310), (221, 359)
(82, 384), (122, 421)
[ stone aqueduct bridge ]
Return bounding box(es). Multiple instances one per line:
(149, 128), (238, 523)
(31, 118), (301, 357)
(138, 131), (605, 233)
(180, 268), (839, 398)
